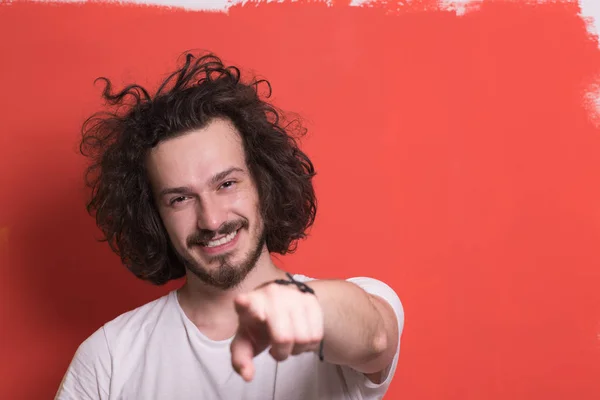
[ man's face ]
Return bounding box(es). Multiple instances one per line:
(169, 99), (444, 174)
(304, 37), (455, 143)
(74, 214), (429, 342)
(146, 118), (266, 290)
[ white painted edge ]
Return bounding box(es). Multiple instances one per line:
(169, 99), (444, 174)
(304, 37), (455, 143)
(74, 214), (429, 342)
(11, 0), (600, 114)
(17, 0), (600, 42)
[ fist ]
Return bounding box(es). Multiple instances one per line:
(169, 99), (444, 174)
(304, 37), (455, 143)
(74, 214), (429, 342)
(230, 281), (324, 382)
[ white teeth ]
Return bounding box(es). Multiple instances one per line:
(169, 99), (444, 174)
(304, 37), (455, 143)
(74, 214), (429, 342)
(204, 230), (238, 248)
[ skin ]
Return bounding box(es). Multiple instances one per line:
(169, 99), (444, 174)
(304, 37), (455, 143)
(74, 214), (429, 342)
(145, 117), (399, 384)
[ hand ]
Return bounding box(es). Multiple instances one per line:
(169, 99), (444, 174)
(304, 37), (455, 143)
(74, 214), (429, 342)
(230, 281), (324, 382)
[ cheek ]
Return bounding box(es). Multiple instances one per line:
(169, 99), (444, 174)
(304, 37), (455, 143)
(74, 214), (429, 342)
(160, 209), (195, 244)
(231, 187), (261, 216)
(247, 195), (264, 230)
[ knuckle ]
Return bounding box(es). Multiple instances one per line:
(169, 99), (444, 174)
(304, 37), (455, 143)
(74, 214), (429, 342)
(309, 333), (322, 343)
(272, 332), (293, 344)
(294, 334), (310, 345)
(265, 283), (281, 296)
(270, 347), (290, 361)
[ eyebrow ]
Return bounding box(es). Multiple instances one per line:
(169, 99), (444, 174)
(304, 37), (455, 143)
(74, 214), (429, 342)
(210, 167), (245, 186)
(158, 167), (245, 198)
(159, 186), (191, 198)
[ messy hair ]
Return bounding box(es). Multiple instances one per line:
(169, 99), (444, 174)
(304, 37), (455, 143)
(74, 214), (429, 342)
(81, 52), (317, 285)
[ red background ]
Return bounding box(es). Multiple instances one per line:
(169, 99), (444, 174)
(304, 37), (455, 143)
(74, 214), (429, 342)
(1, 0), (600, 398)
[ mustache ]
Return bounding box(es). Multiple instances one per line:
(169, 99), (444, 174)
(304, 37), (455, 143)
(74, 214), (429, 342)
(186, 219), (249, 247)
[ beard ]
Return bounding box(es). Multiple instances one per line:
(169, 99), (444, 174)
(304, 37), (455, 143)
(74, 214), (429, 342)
(179, 218), (266, 290)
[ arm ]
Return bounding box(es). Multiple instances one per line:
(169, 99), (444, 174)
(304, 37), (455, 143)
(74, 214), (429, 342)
(230, 275), (403, 384)
(309, 279), (400, 379)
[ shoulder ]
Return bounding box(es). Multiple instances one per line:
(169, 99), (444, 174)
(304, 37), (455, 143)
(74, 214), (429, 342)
(345, 277), (404, 325)
(55, 327), (111, 400)
(55, 292), (175, 399)
(101, 291), (174, 343)
(72, 291), (174, 355)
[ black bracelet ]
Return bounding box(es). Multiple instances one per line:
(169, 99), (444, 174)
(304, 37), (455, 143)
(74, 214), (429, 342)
(273, 273), (325, 362)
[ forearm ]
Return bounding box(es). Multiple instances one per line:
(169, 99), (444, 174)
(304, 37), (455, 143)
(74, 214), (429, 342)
(310, 279), (399, 374)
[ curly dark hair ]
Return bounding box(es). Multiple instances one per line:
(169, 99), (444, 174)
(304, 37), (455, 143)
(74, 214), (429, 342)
(80, 52), (317, 285)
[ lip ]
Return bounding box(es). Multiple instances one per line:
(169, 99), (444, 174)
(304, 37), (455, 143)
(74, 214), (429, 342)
(198, 229), (241, 256)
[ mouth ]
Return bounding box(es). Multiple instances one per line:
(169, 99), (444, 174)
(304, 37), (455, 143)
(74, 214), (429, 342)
(202, 229), (239, 248)
(198, 229), (241, 255)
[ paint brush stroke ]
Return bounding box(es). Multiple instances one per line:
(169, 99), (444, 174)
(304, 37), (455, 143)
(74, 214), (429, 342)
(8, 0), (600, 36)
(7, 0), (600, 114)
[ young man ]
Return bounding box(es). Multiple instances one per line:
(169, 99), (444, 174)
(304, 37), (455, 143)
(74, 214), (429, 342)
(56, 53), (404, 399)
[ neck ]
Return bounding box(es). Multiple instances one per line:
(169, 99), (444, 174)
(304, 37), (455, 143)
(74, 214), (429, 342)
(176, 247), (288, 340)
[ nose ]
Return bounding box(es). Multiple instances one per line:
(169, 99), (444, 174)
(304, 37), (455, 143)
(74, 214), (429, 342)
(196, 195), (227, 232)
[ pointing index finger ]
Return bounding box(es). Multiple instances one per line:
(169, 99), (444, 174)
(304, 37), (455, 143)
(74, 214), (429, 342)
(235, 292), (267, 322)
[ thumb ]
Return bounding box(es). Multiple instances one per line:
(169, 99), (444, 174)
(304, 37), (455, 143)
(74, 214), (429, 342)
(230, 330), (256, 382)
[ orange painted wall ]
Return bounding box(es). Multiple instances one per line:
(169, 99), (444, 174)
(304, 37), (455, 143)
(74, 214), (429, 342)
(1, 1), (600, 399)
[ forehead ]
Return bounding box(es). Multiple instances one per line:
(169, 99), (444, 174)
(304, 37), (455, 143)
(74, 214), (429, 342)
(146, 118), (247, 187)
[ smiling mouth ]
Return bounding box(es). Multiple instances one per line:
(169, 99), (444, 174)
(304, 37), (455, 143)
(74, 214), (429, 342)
(201, 229), (239, 248)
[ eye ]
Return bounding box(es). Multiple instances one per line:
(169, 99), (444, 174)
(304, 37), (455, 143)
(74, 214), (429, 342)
(169, 196), (188, 205)
(220, 180), (236, 190)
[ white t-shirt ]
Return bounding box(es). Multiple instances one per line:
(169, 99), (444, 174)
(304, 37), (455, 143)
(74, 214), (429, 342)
(55, 275), (404, 400)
